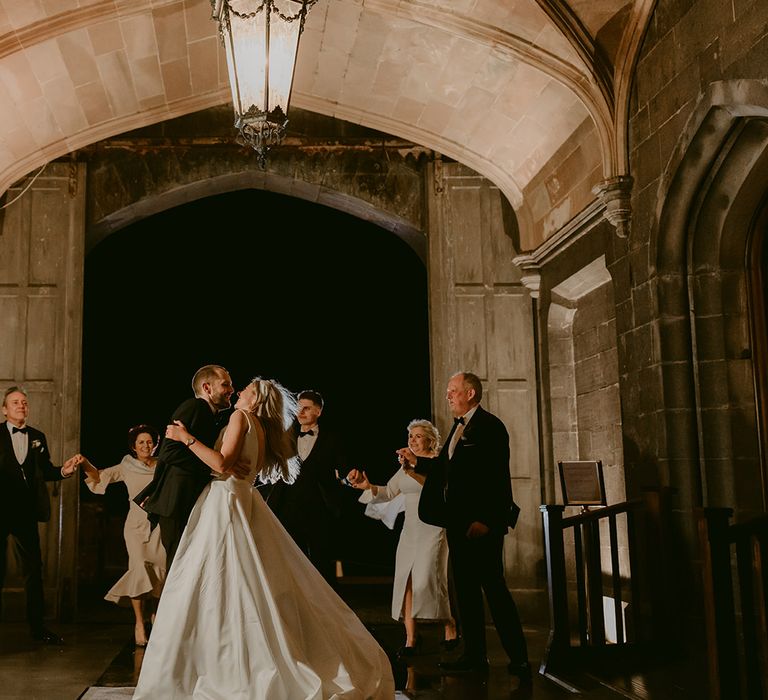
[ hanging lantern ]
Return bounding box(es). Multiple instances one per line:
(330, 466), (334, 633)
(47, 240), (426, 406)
(211, 0), (318, 164)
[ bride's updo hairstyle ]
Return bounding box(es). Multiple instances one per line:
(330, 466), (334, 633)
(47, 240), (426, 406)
(248, 377), (299, 484)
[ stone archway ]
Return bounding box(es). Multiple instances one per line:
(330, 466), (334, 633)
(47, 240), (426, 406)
(78, 108), (430, 261)
(654, 80), (768, 517)
(1, 129), (546, 620)
(746, 195), (768, 513)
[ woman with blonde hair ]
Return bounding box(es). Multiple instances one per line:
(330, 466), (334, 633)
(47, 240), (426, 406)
(134, 377), (394, 700)
(348, 419), (457, 658)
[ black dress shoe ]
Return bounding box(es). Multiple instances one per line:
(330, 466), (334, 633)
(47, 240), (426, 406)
(508, 661), (533, 686)
(439, 656), (489, 674)
(31, 628), (64, 645)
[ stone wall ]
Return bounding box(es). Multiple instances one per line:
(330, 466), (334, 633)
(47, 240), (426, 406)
(78, 107), (430, 260)
(521, 117), (603, 251)
(571, 282), (622, 487)
(609, 0), (768, 641)
(622, 0), (768, 500)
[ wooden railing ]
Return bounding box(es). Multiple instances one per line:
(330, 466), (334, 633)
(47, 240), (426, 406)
(698, 508), (768, 700)
(539, 491), (666, 684)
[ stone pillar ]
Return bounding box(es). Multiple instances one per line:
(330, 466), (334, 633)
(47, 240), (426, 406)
(426, 159), (544, 616)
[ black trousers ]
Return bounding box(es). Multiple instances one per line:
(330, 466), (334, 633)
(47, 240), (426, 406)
(287, 519), (337, 586)
(448, 530), (528, 666)
(157, 515), (185, 572)
(155, 485), (208, 571)
(0, 517), (46, 633)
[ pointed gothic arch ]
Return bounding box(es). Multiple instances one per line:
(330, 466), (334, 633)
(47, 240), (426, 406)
(654, 80), (768, 515)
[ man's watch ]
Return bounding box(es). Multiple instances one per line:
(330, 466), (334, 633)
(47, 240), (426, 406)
(185, 437), (196, 447)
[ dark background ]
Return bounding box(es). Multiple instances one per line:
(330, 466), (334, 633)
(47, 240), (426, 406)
(79, 188), (431, 578)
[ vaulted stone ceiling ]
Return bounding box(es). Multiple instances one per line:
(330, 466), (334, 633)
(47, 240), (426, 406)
(0, 0), (654, 245)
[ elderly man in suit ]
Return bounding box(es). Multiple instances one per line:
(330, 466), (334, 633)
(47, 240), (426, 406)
(398, 371), (531, 686)
(136, 365), (247, 569)
(262, 389), (345, 585)
(0, 386), (78, 644)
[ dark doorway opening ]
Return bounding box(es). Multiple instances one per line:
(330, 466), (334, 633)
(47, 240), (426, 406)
(78, 189), (431, 605)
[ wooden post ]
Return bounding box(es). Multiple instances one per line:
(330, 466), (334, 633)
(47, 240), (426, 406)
(583, 519), (606, 645)
(697, 507), (738, 700)
(540, 505), (569, 676)
(608, 513), (625, 643)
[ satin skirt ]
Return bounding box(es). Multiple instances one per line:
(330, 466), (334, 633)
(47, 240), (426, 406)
(133, 477), (394, 700)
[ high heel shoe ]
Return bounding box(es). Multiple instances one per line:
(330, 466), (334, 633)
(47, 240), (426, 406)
(396, 635), (421, 660)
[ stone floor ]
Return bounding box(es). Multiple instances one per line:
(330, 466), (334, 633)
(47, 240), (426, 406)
(0, 581), (702, 699)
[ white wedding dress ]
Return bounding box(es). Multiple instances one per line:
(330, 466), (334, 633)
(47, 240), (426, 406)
(133, 410), (395, 699)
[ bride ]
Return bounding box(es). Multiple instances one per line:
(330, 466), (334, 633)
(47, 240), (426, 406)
(133, 377), (394, 700)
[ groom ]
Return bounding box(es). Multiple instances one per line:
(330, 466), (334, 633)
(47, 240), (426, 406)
(136, 365), (237, 568)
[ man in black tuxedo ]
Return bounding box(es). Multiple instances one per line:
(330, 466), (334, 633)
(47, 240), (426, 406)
(136, 365), (238, 568)
(398, 371), (531, 685)
(262, 389), (344, 585)
(0, 386), (78, 644)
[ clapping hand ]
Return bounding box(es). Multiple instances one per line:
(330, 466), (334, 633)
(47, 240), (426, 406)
(395, 448), (417, 470)
(345, 469), (370, 490)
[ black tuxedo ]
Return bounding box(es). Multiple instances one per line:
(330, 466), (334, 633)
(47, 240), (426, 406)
(0, 422), (66, 634)
(134, 398), (221, 567)
(417, 406), (528, 667)
(261, 425), (344, 584)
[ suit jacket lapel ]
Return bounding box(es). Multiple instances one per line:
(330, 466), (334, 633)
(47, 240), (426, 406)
(442, 421), (458, 460)
(0, 420), (20, 465)
(449, 406), (485, 460)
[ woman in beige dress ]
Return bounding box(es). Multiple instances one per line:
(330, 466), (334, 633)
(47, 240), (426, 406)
(348, 419), (457, 658)
(77, 424), (166, 646)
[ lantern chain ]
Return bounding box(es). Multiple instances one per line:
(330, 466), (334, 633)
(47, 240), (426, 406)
(219, 0), (319, 25)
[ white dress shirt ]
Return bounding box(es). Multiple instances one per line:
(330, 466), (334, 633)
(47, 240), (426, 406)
(7, 421), (28, 464)
(448, 405), (479, 459)
(297, 425), (319, 461)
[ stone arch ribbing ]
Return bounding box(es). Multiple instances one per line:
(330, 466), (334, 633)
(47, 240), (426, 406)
(88, 170), (426, 263)
(653, 79), (768, 513)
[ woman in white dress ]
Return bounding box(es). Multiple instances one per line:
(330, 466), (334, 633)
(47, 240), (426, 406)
(347, 420), (457, 658)
(133, 377), (394, 700)
(77, 424), (166, 647)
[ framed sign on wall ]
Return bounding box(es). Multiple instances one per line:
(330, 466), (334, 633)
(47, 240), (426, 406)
(558, 460), (607, 507)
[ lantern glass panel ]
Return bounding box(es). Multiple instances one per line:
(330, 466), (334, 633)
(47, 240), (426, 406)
(266, 10), (302, 113)
(227, 4), (268, 117)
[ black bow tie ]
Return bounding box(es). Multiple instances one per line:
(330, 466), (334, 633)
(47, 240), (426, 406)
(11, 426), (27, 434)
(298, 430), (315, 438)
(454, 417), (465, 426)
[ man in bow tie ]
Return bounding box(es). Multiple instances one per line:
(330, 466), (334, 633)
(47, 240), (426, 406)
(0, 386), (78, 644)
(261, 389), (345, 585)
(397, 372), (531, 686)
(134, 365), (240, 569)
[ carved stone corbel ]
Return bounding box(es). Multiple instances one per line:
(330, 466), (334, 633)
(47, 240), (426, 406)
(520, 272), (541, 300)
(592, 175), (633, 238)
